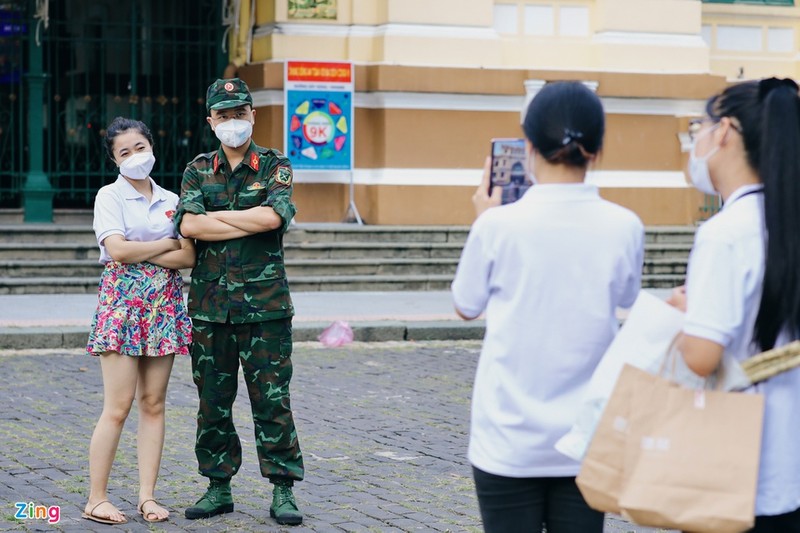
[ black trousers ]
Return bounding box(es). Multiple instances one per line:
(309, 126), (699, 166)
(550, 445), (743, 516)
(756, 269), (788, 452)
(472, 467), (603, 533)
(748, 506), (800, 533)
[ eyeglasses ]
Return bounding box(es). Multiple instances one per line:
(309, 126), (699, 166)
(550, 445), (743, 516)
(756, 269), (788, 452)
(688, 119), (706, 142)
(688, 117), (742, 142)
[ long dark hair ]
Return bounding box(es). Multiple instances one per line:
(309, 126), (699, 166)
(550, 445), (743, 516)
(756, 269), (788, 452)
(708, 78), (800, 350)
(103, 117), (154, 162)
(521, 81), (604, 167)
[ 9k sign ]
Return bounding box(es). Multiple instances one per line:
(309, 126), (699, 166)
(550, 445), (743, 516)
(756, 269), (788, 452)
(284, 61), (353, 171)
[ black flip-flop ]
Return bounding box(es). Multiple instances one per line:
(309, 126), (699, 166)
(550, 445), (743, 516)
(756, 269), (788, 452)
(81, 500), (128, 525)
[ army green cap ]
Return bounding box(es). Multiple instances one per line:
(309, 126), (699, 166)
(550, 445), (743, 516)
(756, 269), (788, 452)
(206, 78), (253, 111)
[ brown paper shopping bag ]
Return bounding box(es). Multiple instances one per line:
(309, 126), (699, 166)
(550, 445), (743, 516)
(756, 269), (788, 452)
(618, 378), (764, 533)
(576, 364), (661, 513)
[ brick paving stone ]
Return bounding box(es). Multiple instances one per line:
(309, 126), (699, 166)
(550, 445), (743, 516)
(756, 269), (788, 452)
(1, 342), (674, 532)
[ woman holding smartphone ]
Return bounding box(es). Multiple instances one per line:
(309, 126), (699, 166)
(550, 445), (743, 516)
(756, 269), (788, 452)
(82, 117), (195, 525)
(452, 81), (644, 533)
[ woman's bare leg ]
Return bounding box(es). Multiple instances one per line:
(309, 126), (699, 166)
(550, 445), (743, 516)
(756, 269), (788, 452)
(85, 352), (139, 522)
(135, 354), (174, 520)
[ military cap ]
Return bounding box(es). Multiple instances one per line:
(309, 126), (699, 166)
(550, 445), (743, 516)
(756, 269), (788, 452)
(206, 78), (253, 111)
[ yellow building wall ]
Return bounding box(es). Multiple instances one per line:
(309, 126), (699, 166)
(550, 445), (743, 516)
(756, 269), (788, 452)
(254, 0), (800, 80)
(702, 4), (800, 80)
(242, 1), (800, 225)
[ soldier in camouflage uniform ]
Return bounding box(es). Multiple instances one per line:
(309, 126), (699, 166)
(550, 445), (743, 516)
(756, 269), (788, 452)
(175, 78), (304, 526)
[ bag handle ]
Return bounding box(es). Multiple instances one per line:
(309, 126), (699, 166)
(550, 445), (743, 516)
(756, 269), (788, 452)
(742, 339), (800, 384)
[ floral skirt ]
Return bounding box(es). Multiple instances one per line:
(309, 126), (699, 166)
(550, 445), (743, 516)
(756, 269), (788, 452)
(87, 261), (191, 357)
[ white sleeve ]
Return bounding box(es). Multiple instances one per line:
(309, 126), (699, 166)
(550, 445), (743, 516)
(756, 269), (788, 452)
(93, 190), (125, 246)
(451, 220), (493, 319)
(683, 236), (744, 347)
(166, 190), (182, 239)
(619, 221), (645, 308)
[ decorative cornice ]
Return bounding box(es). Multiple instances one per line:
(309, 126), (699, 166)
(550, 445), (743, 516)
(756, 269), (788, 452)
(252, 89), (706, 117)
(593, 31), (708, 49)
(254, 22), (497, 40)
(292, 168), (690, 188)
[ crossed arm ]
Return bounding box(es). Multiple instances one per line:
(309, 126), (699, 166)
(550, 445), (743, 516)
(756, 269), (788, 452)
(103, 234), (196, 269)
(179, 207), (283, 241)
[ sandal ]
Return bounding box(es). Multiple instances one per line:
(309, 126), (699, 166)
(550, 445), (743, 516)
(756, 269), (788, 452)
(138, 498), (169, 523)
(81, 500), (128, 525)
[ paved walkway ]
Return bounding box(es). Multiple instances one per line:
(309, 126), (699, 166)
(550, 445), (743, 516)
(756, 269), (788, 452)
(0, 342), (669, 532)
(0, 292), (466, 329)
(0, 290), (672, 349)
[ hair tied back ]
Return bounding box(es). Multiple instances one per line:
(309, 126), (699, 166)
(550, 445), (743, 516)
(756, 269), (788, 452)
(758, 77), (799, 102)
(562, 128), (584, 146)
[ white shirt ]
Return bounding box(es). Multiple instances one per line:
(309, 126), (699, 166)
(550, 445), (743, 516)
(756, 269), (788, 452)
(452, 184), (644, 477)
(684, 184), (800, 516)
(93, 176), (180, 264)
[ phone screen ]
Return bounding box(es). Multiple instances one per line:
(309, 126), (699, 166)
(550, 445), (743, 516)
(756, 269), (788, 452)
(490, 138), (532, 205)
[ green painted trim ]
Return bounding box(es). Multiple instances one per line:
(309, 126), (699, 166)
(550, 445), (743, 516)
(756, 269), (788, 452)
(703, 0), (794, 5)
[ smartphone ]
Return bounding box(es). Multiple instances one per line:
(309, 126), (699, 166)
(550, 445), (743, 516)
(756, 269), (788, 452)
(490, 138), (532, 205)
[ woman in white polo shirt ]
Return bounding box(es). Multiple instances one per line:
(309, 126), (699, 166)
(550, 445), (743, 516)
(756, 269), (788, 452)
(82, 117), (195, 525)
(452, 82), (644, 532)
(668, 78), (800, 531)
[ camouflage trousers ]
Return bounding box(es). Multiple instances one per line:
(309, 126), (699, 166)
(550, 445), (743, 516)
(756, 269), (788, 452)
(190, 318), (304, 482)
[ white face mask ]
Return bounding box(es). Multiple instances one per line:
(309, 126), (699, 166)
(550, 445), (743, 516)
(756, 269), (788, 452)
(688, 125), (720, 195)
(119, 151), (156, 180)
(214, 119), (253, 148)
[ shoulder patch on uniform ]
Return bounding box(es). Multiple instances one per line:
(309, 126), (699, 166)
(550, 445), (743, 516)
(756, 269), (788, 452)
(275, 166), (292, 186)
(189, 151), (214, 165)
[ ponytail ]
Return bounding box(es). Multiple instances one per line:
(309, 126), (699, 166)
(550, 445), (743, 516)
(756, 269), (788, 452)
(754, 81), (800, 350)
(709, 78), (800, 349)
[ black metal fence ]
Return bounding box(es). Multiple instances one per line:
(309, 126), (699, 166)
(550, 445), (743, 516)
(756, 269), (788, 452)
(0, 0), (225, 208)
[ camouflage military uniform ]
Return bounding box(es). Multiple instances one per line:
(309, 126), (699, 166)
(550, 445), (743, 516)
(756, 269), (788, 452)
(175, 141), (304, 483)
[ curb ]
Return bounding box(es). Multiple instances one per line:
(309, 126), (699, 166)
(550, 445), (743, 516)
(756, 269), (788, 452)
(0, 320), (487, 350)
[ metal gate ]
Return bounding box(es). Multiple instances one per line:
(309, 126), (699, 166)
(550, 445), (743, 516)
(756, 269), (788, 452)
(0, 2), (25, 206)
(0, 0), (226, 208)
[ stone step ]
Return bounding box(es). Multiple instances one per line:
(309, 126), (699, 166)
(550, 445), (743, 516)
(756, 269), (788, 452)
(288, 275), (455, 292)
(0, 225), (98, 245)
(285, 225), (471, 244)
(642, 274), (687, 288)
(0, 223), (698, 246)
(0, 209), (94, 225)
(0, 273), (683, 294)
(0, 222), (693, 293)
(0, 241), (693, 263)
(643, 259), (687, 276)
(0, 260), (105, 278)
(285, 242), (465, 260)
(0, 258), (462, 278)
(0, 244), (101, 261)
(0, 256), (688, 279)
(644, 226), (696, 244)
(0, 277), (101, 294)
(643, 243), (693, 259)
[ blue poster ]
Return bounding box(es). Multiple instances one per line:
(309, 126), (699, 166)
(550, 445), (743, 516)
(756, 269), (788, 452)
(285, 89), (352, 170)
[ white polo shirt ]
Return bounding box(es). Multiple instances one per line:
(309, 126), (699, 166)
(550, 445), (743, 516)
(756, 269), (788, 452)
(452, 183), (644, 477)
(93, 176), (180, 264)
(684, 184), (800, 516)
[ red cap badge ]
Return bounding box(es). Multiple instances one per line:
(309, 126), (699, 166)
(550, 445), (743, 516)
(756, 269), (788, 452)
(224, 82), (235, 92)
